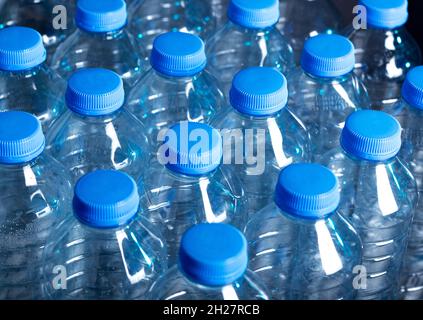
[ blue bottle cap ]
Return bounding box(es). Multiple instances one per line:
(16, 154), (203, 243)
(341, 110), (402, 161)
(76, 0), (127, 33)
(73, 170), (140, 228)
(402, 66), (423, 110)
(0, 111), (45, 164)
(228, 0), (279, 29)
(179, 223), (248, 287)
(65, 68), (125, 116)
(359, 0), (408, 29)
(160, 122), (223, 176)
(229, 67), (288, 117)
(0, 26), (46, 71)
(275, 163), (340, 220)
(150, 32), (207, 77)
(301, 34), (355, 78)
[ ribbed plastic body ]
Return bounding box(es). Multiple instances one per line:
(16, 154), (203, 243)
(149, 267), (268, 300)
(140, 162), (247, 266)
(321, 149), (417, 300)
(42, 211), (166, 299)
(126, 69), (224, 145)
(277, 0), (342, 64)
(50, 28), (146, 88)
(0, 64), (66, 131)
(0, 156), (72, 299)
(288, 70), (370, 159)
(184, 0), (224, 39)
(245, 203), (361, 300)
(206, 21), (294, 95)
(46, 109), (150, 183)
(347, 27), (421, 110)
(211, 107), (310, 215)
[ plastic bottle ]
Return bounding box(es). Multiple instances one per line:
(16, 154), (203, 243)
(346, 0), (422, 110)
(321, 110), (417, 300)
(289, 33), (370, 159)
(0, 26), (66, 131)
(245, 163), (362, 300)
(211, 67), (310, 215)
(46, 68), (150, 183)
(42, 170), (167, 299)
(0, 111), (72, 299)
(148, 223), (269, 300)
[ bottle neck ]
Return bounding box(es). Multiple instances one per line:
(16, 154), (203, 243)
(0, 64), (45, 78)
(78, 27), (125, 40)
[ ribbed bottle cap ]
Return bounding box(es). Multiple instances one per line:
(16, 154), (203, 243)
(0, 111), (45, 164)
(161, 122), (223, 176)
(65, 68), (125, 116)
(0, 26), (46, 71)
(359, 0), (408, 29)
(274, 163), (340, 220)
(228, 0), (279, 29)
(179, 223), (248, 287)
(73, 170), (140, 228)
(229, 67), (288, 117)
(301, 34), (355, 78)
(150, 32), (206, 77)
(402, 66), (423, 110)
(341, 110), (402, 161)
(76, 0), (127, 33)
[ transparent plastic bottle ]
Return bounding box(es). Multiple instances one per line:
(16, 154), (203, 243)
(211, 67), (310, 215)
(42, 170), (167, 300)
(46, 68), (150, 183)
(289, 34), (370, 159)
(321, 110), (417, 300)
(140, 122), (247, 265)
(394, 67), (423, 300)
(148, 223), (269, 300)
(346, 0), (422, 110)
(0, 111), (72, 300)
(0, 26), (66, 131)
(206, 0), (294, 95)
(51, 0), (146, 88)
(277, 0), (343, 64)
(126, 32), (224, 145)
(245, 163), (362, 300)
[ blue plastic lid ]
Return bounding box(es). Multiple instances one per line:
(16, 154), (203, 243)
(402, 66), (423, 110)
(65, 68), (125, 116)
(230, 67), (288, 117)
(274, 163), (340, 220)
(301, 34), (355, 78)
(228, 0), (279, 29)
(76, 0), (127, 33)
(150, 32), (206, 77)
(0, 111), (45, 164)
(161, 122), (223, 176)
(0, 27), (46, 71)
(341, 110), (402, 161)
(73, 170), (140, 228)
(359, 0), (408, 29)
(179, 223), (248, 287)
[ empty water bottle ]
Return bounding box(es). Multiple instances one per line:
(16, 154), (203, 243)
(0, 26), (66, 131)
(140, 122), (247, 265)
(51, 0), (146, 88)
(245, 163), (362, 300)
(346, 0), (422, 110)
(206, 0), (294, 94)
(211, 67), (310, 214)
(0, 111), (72, 300)
(149, 223), (269, 300)
(42, 170), (167, 299)
(126, 32), (224, 145)
(289, 34), (370, 158)
(46, 68), (150, 183)
(321, 110), (417, 300)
